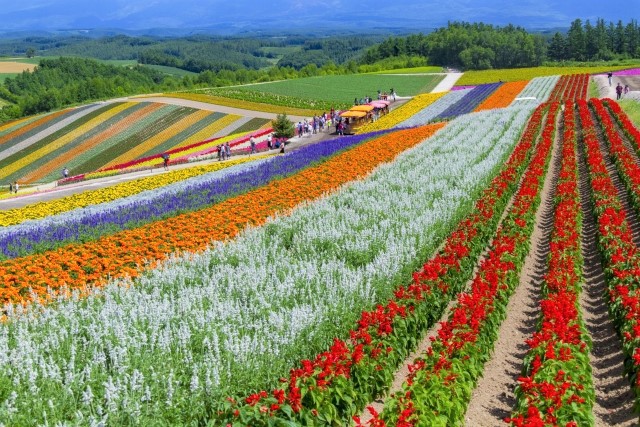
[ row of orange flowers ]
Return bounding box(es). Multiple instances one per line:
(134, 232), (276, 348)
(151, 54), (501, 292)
(473, 80), (529, 111)
(0, 124), (445, 306)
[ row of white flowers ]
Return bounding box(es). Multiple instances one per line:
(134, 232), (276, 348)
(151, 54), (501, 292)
(0, 105), (536, 425)
(510, 75), (560, 105)
(396, 88), (472, 127)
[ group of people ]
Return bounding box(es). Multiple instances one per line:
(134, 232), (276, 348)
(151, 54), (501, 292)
(216, 142), (232, 161)
(615, 82), (630, 100)
(354, 89), (396, 105)
(296, 114), (331, 137)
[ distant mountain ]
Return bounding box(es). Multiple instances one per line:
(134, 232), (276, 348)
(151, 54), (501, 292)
(0, 0), (632, 35)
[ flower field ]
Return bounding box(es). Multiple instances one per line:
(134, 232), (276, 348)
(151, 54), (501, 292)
(0, 101), (276, 185)
(1, 67), (640, 426)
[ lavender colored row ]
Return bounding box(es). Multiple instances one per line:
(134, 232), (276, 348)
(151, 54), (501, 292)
(0, 131), (389, 259)
(433, 83), (503, 120)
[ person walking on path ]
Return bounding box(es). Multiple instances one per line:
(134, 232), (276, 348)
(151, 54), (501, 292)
(62, 167), (69, 178)
(14, 181), (19, 194)
(616, 82), (623, 100)
(608, 72), (613, 86)
(267, 134), (273, 150)
(279, 140), (286, 154)
(225, 142), (231, 159)
(8, 182), (12, 193)
(162, 153), (170, 170)
(250, 136), (256, 155)
(624, 85), (630, 96)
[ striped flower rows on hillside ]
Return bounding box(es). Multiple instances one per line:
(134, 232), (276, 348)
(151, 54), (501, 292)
(0, 108), (536, 425)
(0, 105), (98, 163)
(0, 110), (71, 147)
(577, 99), (640, 409)
(0, 157), (259, 227)
(396, 89), (472, 127)
(221, 104), (546, 427)
(0, 125), (442, 306)
(433, 83), (502, 120)
(368, 102), (559, 426)
(548, 74), (589, 102)
(508, 101), (594, 426)
(0, 115), (35, 137)
(70, 104), (188, 175)
(100, 106), (203, 169)
(23, 103), (150, 183)
(355, 93), (445, 133)
(0, 130), (397, 259)
(510, 76), (560, 106)
(474, 80), (529, 111)
(0, 103), (134, 182)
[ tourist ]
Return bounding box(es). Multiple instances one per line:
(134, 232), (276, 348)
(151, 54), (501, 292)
(14, 181), (19, 194)
(267, 134), (273, 150)
(250, 136), (256, 154)
(8, 182), (12, 193)
(225, 142), (231, 159)
(279, 140), (286, 154)
(616, 82), (623, 100)
(162, 153), (170, 170)
(608, 72), (613, 86)
(624, 85), (630, 96)
(62, 167), (69, 178)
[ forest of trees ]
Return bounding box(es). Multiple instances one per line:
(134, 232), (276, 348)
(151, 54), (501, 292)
(547, 19), (640, 61)
(361, 19), (640, 69)
(361, 22), (547, 69)
(0, 57), (180, 121)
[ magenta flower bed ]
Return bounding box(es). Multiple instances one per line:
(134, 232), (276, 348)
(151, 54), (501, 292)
(596, 68), (640, 76)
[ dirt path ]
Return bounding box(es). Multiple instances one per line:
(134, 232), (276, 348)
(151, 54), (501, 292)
(463, 115), (561, 426)
(576, 130), (638, 426)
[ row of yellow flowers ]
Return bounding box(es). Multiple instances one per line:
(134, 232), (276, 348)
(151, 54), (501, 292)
(0, 124), (444, 306)
(0, 155), (266, 227)
(457, 65), (633, 85)
(355, 92), (445, 134)
(0, 103), (137, 181)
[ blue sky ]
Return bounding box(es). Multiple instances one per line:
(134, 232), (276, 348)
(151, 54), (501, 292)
(0, 0), (636, 32)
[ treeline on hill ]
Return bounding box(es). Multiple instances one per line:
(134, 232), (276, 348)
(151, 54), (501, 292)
(548, 18), (640, 61)
(361, 19), (640, 69)
(0, 57), (180, 121)
(0, 34), (384, 73)
(361, 22), (546, 70)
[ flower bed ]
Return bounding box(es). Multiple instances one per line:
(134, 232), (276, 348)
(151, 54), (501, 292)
(510, 76), (560, 106)
(577, 99), (640, 410)
(0, 106), (547, 424)
(368, 103), (559, 426)
(433, 83), (502, 120)
(508, 101), (594, 426)
(474, 80), (529, 111)
(396, 89), (472, 127)
(0, 156), (259, 227)
(355, 93), (445, 133)
(548, 74), (589, 102)
(0, 125), (444, 307)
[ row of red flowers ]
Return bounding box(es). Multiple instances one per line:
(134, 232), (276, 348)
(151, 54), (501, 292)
(581, 98), (640, 409)
(507, 101), (595, 426)
(213, 105), (550, 426)
(360, 103), (559, 426)
(548, 74), (589, 103)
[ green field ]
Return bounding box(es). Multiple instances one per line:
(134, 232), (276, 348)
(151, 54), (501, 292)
(144, 64), (197, 77)
(0, 73), (18, 83)
(210, 74), (443, 104)
(371, 66), (444, 74)
(620, 99), (640, 128)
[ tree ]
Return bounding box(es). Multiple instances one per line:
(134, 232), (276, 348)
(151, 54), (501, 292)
(25, 48), (36, 58)
(548, 32), (567, 61)
(271, 113), (294, 139)
(567, 19), (586, 61)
